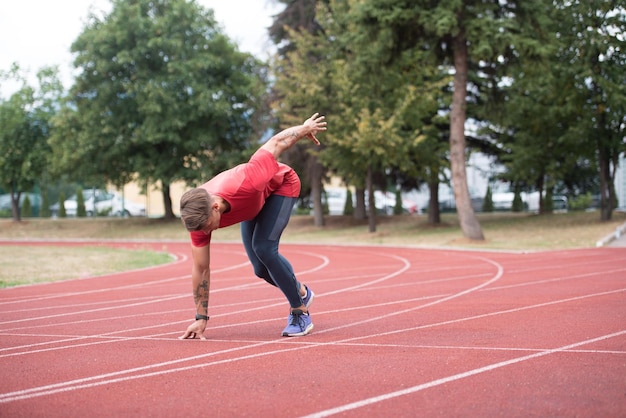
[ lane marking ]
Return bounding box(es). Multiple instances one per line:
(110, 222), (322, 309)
(300, 329), (626, 418)
(1, 295), (623, 404)
(0, 244), (623, 406)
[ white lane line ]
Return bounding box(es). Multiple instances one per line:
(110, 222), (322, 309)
(316, 287), (626, 343)
(300, 329), (626, 418)
(0, 248), (616, 404)
(0, 285), (622, 402)
(316, 254), (503, 334)
(6, 285), (621, 359)
(485, 267), (626, 291)
(0, 251), (492, 356)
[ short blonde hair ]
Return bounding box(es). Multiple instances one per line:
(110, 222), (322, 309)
(180, 188), (212, 231)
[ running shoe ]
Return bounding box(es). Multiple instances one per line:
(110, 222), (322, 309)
(302, 284), (315, 308)
(282, 309), (313, 337)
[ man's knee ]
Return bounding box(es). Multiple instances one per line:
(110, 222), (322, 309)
(252, 240), (277, 262)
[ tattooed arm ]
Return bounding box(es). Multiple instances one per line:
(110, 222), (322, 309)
(180, 244), (211, 339)
(260, 113), (326, 159)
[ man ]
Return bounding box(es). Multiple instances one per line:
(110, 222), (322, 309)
(179, 113), (327, 339)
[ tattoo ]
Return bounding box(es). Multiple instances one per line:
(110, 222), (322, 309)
(193, 279), (209, 312)
(280, 129), (298, 143)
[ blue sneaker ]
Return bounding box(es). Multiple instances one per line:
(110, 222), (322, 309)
(282, 309), (313, 337)
(302, 285), (315, 308)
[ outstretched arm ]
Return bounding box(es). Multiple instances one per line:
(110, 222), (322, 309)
(180, 244), (211, 339)
(260, 113), (326, 160)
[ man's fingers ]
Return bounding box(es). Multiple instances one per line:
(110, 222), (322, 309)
(307, 133), (321, 145)
(179, 331), (196, 339)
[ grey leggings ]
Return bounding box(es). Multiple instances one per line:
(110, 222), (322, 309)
(240, 194), (303, 308)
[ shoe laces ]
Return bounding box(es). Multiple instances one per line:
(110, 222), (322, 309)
(289, 310), (307, 329)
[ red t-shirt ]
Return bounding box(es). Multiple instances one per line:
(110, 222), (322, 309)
(189, 149), (300, 247)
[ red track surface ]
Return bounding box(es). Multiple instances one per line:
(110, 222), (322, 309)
(0, 240), (625, 417)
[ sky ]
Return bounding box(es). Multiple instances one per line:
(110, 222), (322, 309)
(0, 0), (284, 95)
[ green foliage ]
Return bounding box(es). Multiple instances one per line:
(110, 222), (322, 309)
(40, 189), (50, 218)
(344, 188), (354, 216)
(482, 186), (494, 213)
(569, 192), (593, 211)
(490, 0), (625, 220)
(21, 195), (32, 217)
(0, 64), (60, 221)
(49, 0), (267, 216)
(76, 188), (86, 218)
(512, 185), (524, 212)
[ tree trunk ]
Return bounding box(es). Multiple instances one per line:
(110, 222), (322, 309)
(597, 105), (614, 222)
(450, 30), (484, 240)
(366, 165), (376, 233)
(162, 182), (175, 219)
(10, 190), (21, 222)
(598, 141), (613, 221)
(354, 187), (366, 220)
(536, 175), (545, 214)
(428, 181), (440, 224)
(311, 160), (325, 227)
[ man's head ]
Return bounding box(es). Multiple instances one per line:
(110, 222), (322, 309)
(180, 188), (212, 232)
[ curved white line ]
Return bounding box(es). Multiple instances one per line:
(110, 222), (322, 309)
(316, 254), (503, 334)
(301, 330), (626, 418)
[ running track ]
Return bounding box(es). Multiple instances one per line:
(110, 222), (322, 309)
(0, 240), (625, 417)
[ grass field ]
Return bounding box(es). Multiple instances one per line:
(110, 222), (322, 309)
(1, 210), (624, 287)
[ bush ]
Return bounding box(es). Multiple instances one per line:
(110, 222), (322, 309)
(482, 186), (494, 212)
(569, 193), (593, 211)
(344, 189), (354, 216)
(76, 188), (87, 217)
(40, 189), (51, 218)
(21, 195), (32, 218)
(512, 185), (524, 212)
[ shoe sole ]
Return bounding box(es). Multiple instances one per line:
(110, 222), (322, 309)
(282, 323), (314, 337)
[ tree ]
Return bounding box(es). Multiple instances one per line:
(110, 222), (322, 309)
(344, 0), (552, 240)
(76, 188), (87, 217)
(270, 0), (332, 227)
(489, 1), (624, 220)
(40, 188), (51, 218)
(512, 184), (524, 212)
(0, 64), (61, 222)
(393, 189), (403, 215)
(344, 188), (354, 216)
(553, 0), (625, 221)
(50, 0), (267, 219)
(482, 186), (494, 213)
(21, 195), (32, 218)
(304, 2), (439, 231)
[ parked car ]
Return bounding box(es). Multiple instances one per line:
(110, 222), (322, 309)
(0, 193), (41, 216)
(318, 187), (418, 215)
(372, 190), (418, 215)
(50, 189), (146, 217)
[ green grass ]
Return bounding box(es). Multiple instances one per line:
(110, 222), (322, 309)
(0, 245), (173, 288)
(0, 210), (624, 287)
